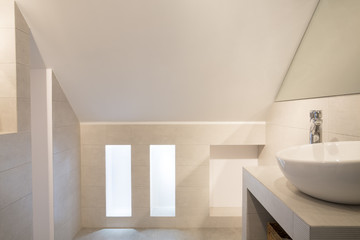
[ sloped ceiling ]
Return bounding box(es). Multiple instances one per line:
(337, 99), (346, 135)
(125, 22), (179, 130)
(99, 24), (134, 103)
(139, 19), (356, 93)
(16, 0), (318, 122)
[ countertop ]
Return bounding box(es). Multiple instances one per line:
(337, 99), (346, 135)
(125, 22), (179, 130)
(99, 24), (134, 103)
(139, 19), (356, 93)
(244, 166), (360, 227)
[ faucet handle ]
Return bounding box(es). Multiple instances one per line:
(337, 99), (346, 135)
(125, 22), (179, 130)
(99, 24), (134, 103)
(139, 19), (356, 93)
(310, 110), (322, 119)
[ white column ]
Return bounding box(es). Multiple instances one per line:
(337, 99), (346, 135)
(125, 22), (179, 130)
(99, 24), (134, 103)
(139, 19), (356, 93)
(30, 69), (54, 240)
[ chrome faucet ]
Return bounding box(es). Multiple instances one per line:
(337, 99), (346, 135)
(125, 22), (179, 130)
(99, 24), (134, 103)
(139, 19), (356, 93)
(310, 110), (322, 144)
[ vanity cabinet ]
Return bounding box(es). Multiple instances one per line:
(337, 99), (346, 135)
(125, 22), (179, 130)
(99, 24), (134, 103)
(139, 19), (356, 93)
(242, 166), (360, 240)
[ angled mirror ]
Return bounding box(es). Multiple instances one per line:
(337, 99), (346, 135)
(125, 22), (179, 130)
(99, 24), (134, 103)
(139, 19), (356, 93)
(276, 0), (360, 101)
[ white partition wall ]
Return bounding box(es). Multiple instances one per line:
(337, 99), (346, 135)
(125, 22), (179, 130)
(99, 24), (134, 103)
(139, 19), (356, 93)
(31, 69), (54, 240)
(150, 145), (176, 217)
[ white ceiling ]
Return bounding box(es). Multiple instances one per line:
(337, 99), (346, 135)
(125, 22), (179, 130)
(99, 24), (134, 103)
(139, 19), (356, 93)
(17, 0), (318, 122)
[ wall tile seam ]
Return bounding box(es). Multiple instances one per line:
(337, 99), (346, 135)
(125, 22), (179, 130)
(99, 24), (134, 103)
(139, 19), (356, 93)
(80, 207), (230, 215)
(267, 122), (360, 138)
(52, 99), (73, 104)
(0, 63), (16, 67)
(16, 64), (30, 73)
(17, 96), (31, 100)
(15, 27), (29, 36)
(82, 124), (265, 128)
(80, 183), (104, 188)
(54, 190), (80, 202)
(52, 107), (80, 122)
(53, 146), (80, 155)
(66, 168), (81, 179)
(54, 194), (80, 207)
(51, 99), (74, 103)
(15, 60), (30, 69)
(205, 216), (242, 219)
(0, 130), (30, 137)
(53, 146), (81, 155)
(82, 144), (243, 149)
(14, 6), (31, 34)
(0, 190), (33, 212)
(53, 149), (80, 157)
(53, 123), (80, 128)
(0, 24), (15, 29)
(53, 125), (81, 131)
(54, 169), (81, 183)
(80, 144), (105, 148)
(0, 61), (16, 64)
(0, 191), (32, 212)
(55, 220), (81, 239)
(53, 135), (81, 142)
(99, 141), (264, 145)
(54, 168), (81, 182)
(81, 122), (266, 125)
(176, 163), (210, 167)
(81, 207), (105, 211)
(266, 122), (310, 130)
(176, 186), (209, 190)
(0, 160), (31, 174)
(0, 97), (17, 101)
(80, 166), (102, 172)
(326, 131), (360, 138)
(81, 143), (211, 146)
(81, 185), (105, 191)
(132, 186), (149, 190)
(0, 131), (22, 136)
(80, 164), (210, 168)
(53, 122), (80, 128)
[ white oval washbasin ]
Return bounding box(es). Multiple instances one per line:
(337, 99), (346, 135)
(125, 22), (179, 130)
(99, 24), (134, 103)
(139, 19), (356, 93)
(276, 141), (360, 204)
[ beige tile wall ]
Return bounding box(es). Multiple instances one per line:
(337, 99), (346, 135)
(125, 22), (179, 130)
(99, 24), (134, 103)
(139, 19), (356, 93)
(259, 94), (360, 165)
(81, 123), (265, 228)
(0, 2), (30, 134)
(52, 74), (81, 240)
(0, 2), (32, 239)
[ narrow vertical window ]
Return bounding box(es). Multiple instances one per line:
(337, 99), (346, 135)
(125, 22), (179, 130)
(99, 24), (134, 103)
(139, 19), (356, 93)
(150, 145), (176, 217)
(105, 145), (132, 217)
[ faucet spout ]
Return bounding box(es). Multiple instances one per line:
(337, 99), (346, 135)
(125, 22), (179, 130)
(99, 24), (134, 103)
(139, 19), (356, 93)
(310, 110), (322, 144)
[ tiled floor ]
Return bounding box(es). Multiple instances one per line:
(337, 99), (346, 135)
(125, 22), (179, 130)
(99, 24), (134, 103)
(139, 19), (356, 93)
(74, 228), (242, 240)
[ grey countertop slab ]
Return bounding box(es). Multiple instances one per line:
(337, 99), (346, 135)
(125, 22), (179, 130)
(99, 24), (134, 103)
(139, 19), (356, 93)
(244, 166), (360, 227)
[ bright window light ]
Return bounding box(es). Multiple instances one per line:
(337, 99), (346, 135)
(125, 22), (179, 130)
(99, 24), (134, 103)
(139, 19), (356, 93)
(150, 145), (176, 217)
(105, 145), (132, 217)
